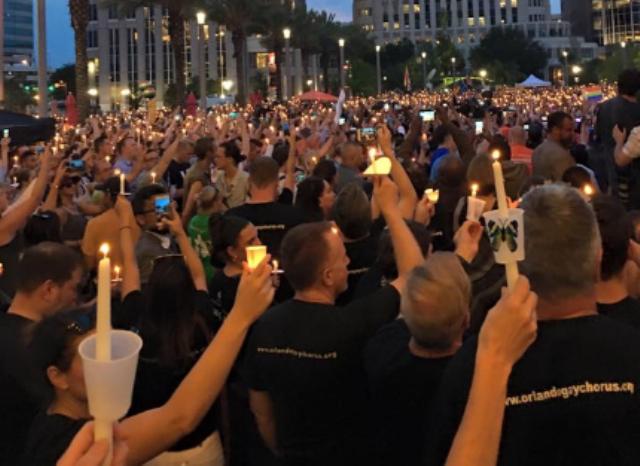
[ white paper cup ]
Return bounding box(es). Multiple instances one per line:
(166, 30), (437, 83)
(466, 197), (486, 222)
(482, 208), (525, 264)
(79, 330), (143, 421)
(246, 245), (267, 271)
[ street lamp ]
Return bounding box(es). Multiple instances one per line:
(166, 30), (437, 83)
(222, 80), (234, 93)
(283, 28), (291, 100)
(421, 51), (427, 89)
(451, 57), (456, 76)
(479, 68), (487, 85)
(621, 41), (629, 68)
(375, 44), (382, 95)
(121, 88), (130, 111)
(196, 11), (207, 110)
(572, 65), (582, 84)
(88, 88), (98, 97)
(338, 38), (346, 89)
(218, 28), (226, 98)
(561, 50), (569, 86)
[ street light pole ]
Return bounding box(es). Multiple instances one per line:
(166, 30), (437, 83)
(37, 0), (47, 117)
(421, 51), (427, 89)
(562, 50), (568, 86)
(451, 57), (456, 77)
(197, 11), (207, 110)
(621, 41), (628, 68)
(219, 28), (225, 98)
(375, 45), (381, 95)
(283, 28), (291, 100)
(338, 38), (345, 90)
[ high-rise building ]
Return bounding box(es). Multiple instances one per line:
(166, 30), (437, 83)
(4, 0), (34, 63)
(86, 1), (314, 109)
(587, 0), (638, 45)
(561, 0), (594, 43)
(354, 0), (600, 79)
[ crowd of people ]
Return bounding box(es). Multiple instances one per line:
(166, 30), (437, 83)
(2, 69), (640, 466)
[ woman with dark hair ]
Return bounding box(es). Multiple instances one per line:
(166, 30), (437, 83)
(22, 195), (275, 466)
(294, 176), (335, 222)
(312, 159), (338, 189)
(208, 213), (261, 316)
(214, 141), (249, 209)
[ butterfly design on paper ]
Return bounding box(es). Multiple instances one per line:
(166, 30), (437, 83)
(486, 218), (519, 253)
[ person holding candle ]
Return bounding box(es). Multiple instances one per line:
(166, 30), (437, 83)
(23, 249), (275, 466)
(425, 184), (640, 466)
(243, 176), (425, 466)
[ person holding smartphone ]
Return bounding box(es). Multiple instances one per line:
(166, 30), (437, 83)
(131, 184), (180, 283)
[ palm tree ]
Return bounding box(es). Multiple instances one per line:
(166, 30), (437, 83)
(206, 0), (258, 106)
(69, 0), (90, 122)
(255, 0), (292, 99)
(101, 0), (201, 106)
(313, 11), (339, 93)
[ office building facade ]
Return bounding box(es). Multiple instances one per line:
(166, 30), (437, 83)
(354, 0), (600, 78)
(4, 0), (34, 62)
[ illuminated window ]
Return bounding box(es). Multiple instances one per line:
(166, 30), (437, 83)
(468, 17), (475, 26)
(479, 16), (486, 25)
(394, 22), (400, 29)
(414, 4), (421, 12)
(403, 4), (410, 13)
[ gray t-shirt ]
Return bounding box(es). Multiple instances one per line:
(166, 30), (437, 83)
(532, 139), (575, 182)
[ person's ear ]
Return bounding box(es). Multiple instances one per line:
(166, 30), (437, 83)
(595, 245), (604, 282)
(227, 245), (239, 263)
(47, 365), (69, 391)
(321, 266), (333, 289)
(134, 214), (145, 227)
(39, 279), (58, 304)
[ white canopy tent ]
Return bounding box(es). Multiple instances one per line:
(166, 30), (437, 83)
(516, 74), (552, 88)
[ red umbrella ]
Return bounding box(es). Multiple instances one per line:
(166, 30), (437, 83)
(297, 91), (338, 103)
(65, 93), (78, 126)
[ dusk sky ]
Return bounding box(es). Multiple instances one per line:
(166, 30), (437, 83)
(46, 0), (562, 68)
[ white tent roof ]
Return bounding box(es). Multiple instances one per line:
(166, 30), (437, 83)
(516, 74), (551, 88)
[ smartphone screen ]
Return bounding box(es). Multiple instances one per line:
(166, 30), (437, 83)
(229, 112), (239, 120)
(475, 121), (484, 135)
(524, 124), (530, 131)
(420, 110), (435, 122)
(339, 117), (346, 125)
(69, 159), (85, 171)
(154, 195), (171, 218)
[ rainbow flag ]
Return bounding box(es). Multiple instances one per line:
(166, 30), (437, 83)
(583, 86), (603, 103)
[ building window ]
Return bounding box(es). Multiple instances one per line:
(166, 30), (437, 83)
(145, 16), (156, 82)
(109, 28), (120, 83)
(86, 30), (98, 49)
(89, 3), (98, 21)
(127, 28), (139, 85)
(108, 6), (118, 20)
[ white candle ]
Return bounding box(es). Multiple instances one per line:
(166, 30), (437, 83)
(491, 150), (518, 289)
(151, 172), (157, 184)
(96, 244), (111, 361)
(491, 151), (509, 218)
(119, 174), (125, 195)
(368, 147), (377, 175)
(424, 189), (439, 203)
(471, 183), (478, 198)
(106, 156), (111, 164)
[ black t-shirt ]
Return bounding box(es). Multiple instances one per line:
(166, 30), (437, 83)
(598, 297), (640, 331)
(364, 319), (451, 466)
(166, 159), (191, 191)
(209, 269), (241, 316)
(424, 315), (640, 466)
(0, 311), (48, 463)
(23, 413), (85, 465)
(243, 285), (401, 466)
(226, 195), (305, 257)
(122, 290), (222, 452)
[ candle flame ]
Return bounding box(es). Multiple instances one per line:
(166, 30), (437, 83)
(583, 184), (594, 196)
(331, 226), (339, 235)
(491, 150), (501, 161)
(368, 147), (377, 161)
(114, 169), (121, 176)
(99, 243), (110, 258)
(471, 183), (479, 197)
(273, 259), (279, 271)
(114, 265), (121, 274)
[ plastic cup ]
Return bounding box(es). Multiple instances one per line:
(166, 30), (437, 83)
(482, 208), (525, 264)
(79, 330), (143, 422)
(246, 245), (267, 271)
(467, 196), (486, 222)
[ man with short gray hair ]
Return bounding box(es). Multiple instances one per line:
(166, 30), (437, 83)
(425, 184), (640, 466)
(364, 252), (470, 466)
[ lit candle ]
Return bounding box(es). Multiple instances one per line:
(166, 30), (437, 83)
(583, 184), (594, 197)
(471, 183), (478, 198)
(368, 147), (377, 175)
(113, 265), (121, 282)
(246, 245), (267, 271)
(97, 244), (112, 361)
(467, 183), (486, 222)
(490, 150), (518, 289)
(119, 173), (125, 195)
(151, 172), (157, 184)
(136, 128), (141, 144)
(491, 151), (509, 218)
(12, 177), (17, 185)
(424, 188), (439, 203)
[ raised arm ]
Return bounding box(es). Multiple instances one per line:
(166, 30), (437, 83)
(114, 195), (140, 298)
(151, 137), (180, 180)
(378, 125), (418, 219)
(0, 145), (52, 244)
(163, 206), (207, 292)
(181, 180), (204, 226)
(373, 176), (424, 291)
(282, 130), (297, 193)
(445, 277), (537, 466)
(120, 258), (275, 466)
(42, 163), (67, 212)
